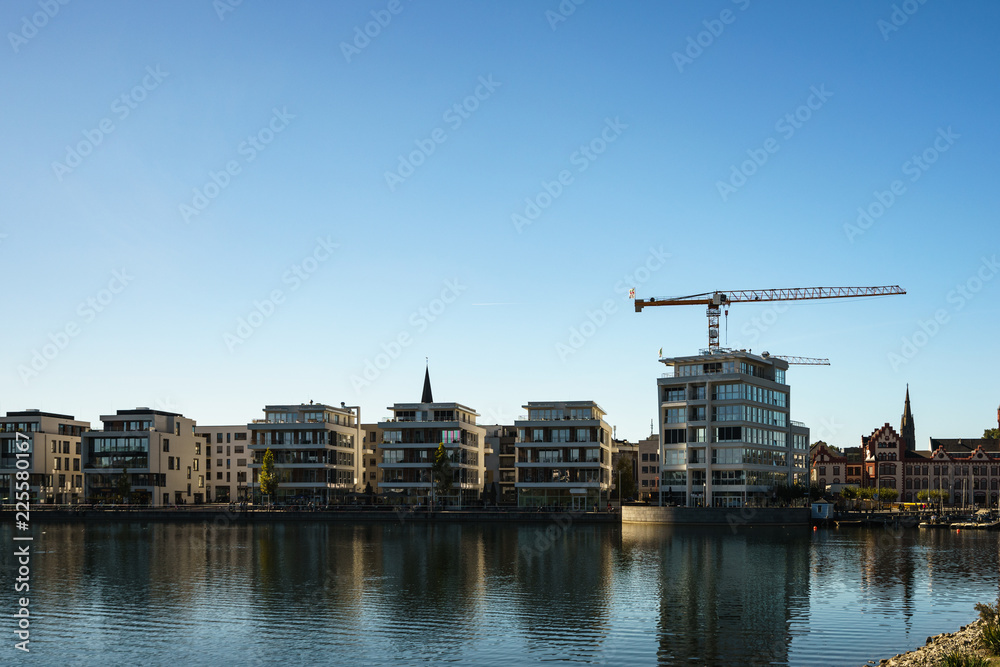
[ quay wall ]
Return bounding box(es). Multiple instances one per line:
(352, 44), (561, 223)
(0, 508), (621, 524)
(622, 505), (809, 525)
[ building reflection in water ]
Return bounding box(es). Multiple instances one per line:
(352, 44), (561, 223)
(622, 523), (811, 666)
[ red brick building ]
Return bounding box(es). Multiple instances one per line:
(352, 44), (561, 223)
(857, 388), (1000, 506)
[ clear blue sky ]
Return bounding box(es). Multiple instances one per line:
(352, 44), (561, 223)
(2, 1), (998, 448)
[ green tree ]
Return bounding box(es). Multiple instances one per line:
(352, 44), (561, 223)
(983, 428), (1000, 440)
(432, 443), (453, 506)
(857, 487), (876, 501)
(878, 487), (899, 504)
(840, 486), (859, 500)
(116, 467), (131, 504)
(614, 457), (637, 501)
(917, 489), (931, 502)
(259, 448), (278, 506)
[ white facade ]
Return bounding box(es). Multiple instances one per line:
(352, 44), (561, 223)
(657, 350), (809, 507)
(514, 401), (612, 509)
(248, 403), (362, 504)
(0, 410), (89, 504)
(378, 402), (486, 506)
(82, 408), (207, 506)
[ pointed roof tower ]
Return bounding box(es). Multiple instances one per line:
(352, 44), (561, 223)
(900, 384), (915, 452)
(421, 362), (434, 404)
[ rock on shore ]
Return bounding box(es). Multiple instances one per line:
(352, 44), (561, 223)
(867, 619), (988, 666)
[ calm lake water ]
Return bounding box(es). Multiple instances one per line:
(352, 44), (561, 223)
(2, 520), (998, 666)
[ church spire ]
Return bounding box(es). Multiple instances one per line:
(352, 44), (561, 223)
(421, 361), (434, 403)
(900, 384), (915, 451)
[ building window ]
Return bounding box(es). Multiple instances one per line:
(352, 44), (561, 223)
(216, 433), (223, 444)
(163, 439), (169, 452)
(663, 429), (686, 445)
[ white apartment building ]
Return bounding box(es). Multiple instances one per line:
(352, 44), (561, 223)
(657, 350), (809, 507)
(247, 403), (361, 505)
(514, 401), (612, 509)
(82, 408), (208, 506)
(377, 368), (486, 506)
(0, 410), (89, 504)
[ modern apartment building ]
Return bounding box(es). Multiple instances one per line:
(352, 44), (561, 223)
(657, 350), (810, 508)
(0, 410), (89, 504)
(637, 434), (660, 501)
(377, 368), (486, 506)
(483, 424), (516, 504)
(361, 423), (384, 493)
(248, 403), (362, 505)
(193, 424), (252, 502)
(82, 408), (207, 506)
(514, 401), (612, 509)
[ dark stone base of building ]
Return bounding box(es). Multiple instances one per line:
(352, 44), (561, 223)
(622, 505), (809, 525)
(2, 507), (621, 524)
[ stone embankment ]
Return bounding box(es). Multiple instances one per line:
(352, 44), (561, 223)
(867, 619), (990, 666)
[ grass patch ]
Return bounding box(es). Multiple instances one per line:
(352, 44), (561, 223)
(941, 651), (990, 667)
(980, 621), (1000, 655)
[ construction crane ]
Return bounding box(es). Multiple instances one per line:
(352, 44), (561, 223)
(635, 286), (906, 352)
(765, 354), (830, 366)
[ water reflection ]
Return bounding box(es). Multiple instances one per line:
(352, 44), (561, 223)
(1, 521), (997, 665)
(622, 524), (810, 666)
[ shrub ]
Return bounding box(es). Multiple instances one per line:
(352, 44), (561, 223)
(975, 599), (999, 625)
(941, 650), (989, 667)
(979, 619), (1000, 655)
